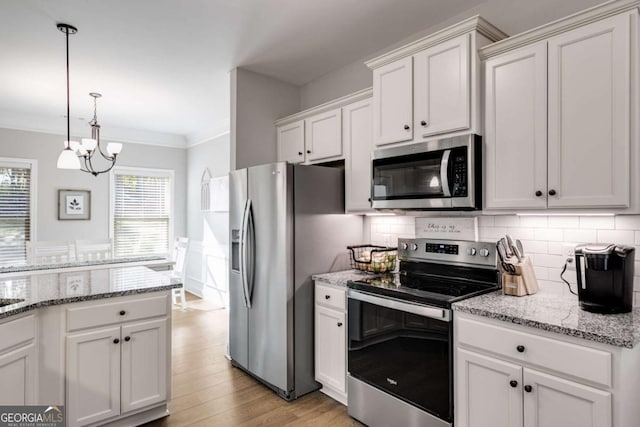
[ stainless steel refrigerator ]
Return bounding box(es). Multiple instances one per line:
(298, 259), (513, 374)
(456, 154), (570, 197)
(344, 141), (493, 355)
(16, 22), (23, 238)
(229, 162), (362, 400)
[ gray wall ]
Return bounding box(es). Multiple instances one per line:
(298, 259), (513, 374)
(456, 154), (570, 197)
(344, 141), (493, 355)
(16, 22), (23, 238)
(0, 127), (187, 242)
(231, 67), (300, 170)
(299, 0), (604, 109)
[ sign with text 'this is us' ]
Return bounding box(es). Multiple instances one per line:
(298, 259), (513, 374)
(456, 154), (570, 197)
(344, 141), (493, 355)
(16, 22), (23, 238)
(415, 217), (478, 241)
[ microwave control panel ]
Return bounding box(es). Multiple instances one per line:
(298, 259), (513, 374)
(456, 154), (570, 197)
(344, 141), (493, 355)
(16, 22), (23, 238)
(451, 149), (467, 197)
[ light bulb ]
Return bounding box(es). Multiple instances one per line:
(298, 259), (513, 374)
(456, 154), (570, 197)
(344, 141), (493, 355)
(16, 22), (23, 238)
(57, 148), (81, 169)
(82, 138), (97, 151)
(107, 142), (122, 155)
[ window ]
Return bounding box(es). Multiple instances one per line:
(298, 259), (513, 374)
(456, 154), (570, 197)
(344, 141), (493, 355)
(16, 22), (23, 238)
(0, 158), (36, 266)
(111, 167), (173, 258)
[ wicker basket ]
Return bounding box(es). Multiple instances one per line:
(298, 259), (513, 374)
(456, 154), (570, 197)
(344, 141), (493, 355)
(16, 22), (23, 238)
(347, 245), (397, 273)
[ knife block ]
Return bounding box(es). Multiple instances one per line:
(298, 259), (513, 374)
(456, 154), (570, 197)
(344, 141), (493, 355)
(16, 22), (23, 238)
(500, 257), (539, 297)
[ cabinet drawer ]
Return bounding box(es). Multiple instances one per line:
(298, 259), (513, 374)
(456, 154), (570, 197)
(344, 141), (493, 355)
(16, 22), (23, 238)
(456, 316), (612, 387)
(315, 283), (346, 311)
(0, 315), (36, 353)
(66, 294), (169, 332)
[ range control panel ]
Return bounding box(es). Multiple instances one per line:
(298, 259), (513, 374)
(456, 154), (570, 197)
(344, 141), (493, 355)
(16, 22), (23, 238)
(398, 238), (496, 268)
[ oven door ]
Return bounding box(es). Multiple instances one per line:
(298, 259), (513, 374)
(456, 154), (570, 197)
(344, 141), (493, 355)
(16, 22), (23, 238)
(347, 290), (453, 422)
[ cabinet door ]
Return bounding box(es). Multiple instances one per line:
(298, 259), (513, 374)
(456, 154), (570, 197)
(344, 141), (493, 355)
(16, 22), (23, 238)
(523, 368), (611, 427)
(121, 318), (168, 414)
(277, 120), (305, 164)
(0, 344), (36, 405)
(547, 13), (631, 208)
(456, 349), (523, 427)
(67, 327), (121, 427)
(484, 43), (548, 209)
(373, 56), (413, 146)
(344, 98), (374, 212)
(414, 34), (470, 137)
(305, 108), (342, 162)
(315, 305), (346, 394)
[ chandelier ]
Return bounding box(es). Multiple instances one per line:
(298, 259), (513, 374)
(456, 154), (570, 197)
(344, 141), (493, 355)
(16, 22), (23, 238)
(56, 23), (122, 176)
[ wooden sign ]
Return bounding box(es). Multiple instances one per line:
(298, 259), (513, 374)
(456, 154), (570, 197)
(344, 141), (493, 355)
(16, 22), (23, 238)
(415, 217), (478, 241)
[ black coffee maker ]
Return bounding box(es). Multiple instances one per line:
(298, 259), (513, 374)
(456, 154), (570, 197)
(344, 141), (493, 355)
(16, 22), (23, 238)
(575, 244), (635, 313)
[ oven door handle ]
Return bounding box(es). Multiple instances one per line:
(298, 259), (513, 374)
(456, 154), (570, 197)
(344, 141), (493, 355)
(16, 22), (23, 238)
(440, 149), (451, 197)
(348, 290), (451, 322)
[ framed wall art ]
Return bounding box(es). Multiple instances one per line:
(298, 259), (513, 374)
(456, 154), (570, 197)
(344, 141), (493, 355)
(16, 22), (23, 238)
(58, 189), (91, 220)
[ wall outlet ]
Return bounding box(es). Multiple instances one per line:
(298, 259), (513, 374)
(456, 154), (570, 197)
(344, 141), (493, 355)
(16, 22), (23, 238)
(563, 243), (578, 270)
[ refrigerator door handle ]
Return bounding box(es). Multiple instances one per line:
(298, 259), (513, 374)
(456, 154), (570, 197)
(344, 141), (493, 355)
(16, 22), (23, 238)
(241, 199), (252, 308)
(247, 201), (256, 305)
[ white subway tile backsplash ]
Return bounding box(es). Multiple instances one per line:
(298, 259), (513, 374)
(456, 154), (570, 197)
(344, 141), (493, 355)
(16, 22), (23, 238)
(520, 240), (548, 254)
(519, 216), (548, 228)
(615, 215), (640, 230)
(547, 216), (580, 229)
(596, 229), (636, 245)
(563, 229), (597, 244)
(546, 242), (563, 255)
(478, 216), (494, 227)
(534, 228), (564, 241)
(368, 214), (640, 291)
(494, 215), (519, 227)
(535, 254), (566, 268)
(579, 216), (615, 229)
(506, 228), (535, 240)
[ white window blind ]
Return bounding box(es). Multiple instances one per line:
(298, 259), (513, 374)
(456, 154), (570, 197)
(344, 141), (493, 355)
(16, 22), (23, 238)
(113, 172), (171, 257)
(0, 162), (32, 266)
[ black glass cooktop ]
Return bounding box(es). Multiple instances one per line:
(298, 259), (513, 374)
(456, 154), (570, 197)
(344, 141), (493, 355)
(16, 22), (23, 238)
(348, 268), (500, 308)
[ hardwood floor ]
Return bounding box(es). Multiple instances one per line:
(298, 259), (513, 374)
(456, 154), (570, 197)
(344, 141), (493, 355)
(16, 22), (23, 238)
(144, 294), (360, 427)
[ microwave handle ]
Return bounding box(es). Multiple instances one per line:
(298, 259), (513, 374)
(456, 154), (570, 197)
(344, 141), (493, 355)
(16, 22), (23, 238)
(441, 149), (451, 197)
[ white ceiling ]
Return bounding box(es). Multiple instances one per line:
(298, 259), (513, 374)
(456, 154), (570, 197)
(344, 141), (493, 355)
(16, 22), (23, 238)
(0, 0), (487, 146)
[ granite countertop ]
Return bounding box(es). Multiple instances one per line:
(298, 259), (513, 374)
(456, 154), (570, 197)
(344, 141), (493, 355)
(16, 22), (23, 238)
(312, 269), (383, 287)
(0, 255), (171, 274)
(0, 265), (182, 320)
(453, 283), (640, 349)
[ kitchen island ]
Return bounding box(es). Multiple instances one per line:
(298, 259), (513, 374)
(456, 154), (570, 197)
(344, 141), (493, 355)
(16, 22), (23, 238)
(0, 265), (182, 427)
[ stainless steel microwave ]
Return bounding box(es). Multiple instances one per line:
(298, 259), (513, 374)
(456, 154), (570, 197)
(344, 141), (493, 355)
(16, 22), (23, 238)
(371, 134), (481, 210)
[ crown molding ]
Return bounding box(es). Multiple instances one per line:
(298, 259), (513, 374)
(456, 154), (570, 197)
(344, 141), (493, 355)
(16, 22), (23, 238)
(480, 0), (640, 59)
(364, 15), (508, 70)
(275, 87), (372, 126)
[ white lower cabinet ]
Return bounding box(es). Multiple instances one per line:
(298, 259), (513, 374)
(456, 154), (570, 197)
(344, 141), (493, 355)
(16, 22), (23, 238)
(0, 314), (37, 405)
(67, 326), (121, 426)
(0, 343), (37, 405)
(454, 312), (633, 427)
(65, 294), (170, 427)
(314, 281), (347, 405)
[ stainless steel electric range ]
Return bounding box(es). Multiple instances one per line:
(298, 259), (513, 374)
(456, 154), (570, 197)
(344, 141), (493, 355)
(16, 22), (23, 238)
(347, 238), (499, 427)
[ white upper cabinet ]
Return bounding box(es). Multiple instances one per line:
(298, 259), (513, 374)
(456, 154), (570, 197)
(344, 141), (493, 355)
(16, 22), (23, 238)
(305, 108), (342, 162)
(344, 98), (374, 212)
(414, 34), (470, 137)
(367, 17), (507, 148)
(485, 42), (548, 209)
(547, 13), (630, 208)
(276, 90), (372, 166)
(483, 8), (638, 212)
(276, 120), (305, 164)
(372, 56), (414, 146)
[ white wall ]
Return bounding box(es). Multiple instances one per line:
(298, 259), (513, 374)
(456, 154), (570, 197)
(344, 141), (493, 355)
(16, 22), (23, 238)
(0, 127), (187, 242)
(368, 214), (640, 303)
(185, 133), (230, 306)
(299, 0), (604, 109)
(230, 67), (300, 170)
